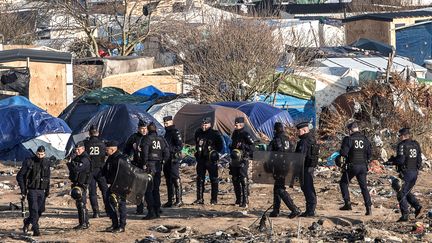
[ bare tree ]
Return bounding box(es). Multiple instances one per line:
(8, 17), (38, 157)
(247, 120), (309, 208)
(0, 2), (37, 44)
(162, 18), (287, 102)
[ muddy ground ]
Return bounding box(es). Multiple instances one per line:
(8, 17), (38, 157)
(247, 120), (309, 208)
(0, 161), (431, 243)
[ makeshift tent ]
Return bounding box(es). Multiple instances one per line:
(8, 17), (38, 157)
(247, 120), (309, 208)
(174, 104), (260, 144)
(0, 96), (71, 161)
(69, 104), (164, 151)
(132, 85), (176, 98)
(350, 38), (395, 56)
(257, 94), (316, 125)
(214, 101), (293, 139)
(148, 98), (198, 124)
(59, 87), (155, 132)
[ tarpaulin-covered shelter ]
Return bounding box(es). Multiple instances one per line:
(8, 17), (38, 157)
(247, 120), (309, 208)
(0, 96), (71, 161)
(148, 98), (198, 124)
(69, 104), (164, 151)
(214, 101), (293, 139)
(59, 87), (155, 132)
(174, 104), (260, 144)
(132, 85), (176, 98)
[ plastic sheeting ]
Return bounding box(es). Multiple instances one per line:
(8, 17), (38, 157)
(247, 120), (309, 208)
(277, 74), (316, 100)
(0, 96), (71, 161)
(148, 98), (198, 124)
(59, 87), (155, 132)
(0, 68), (30, 97)
(69, 104), (164, 151)
(396, 22), (432, 65)
(257, 94), (316, 126)
(132, 85), (176, 98)
(173, 104), (260, 144)
(214, 101), (294, 139)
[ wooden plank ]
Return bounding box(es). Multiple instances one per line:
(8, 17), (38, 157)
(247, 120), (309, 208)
(101, 66), (183, 94)
(0, 90), (19, 96)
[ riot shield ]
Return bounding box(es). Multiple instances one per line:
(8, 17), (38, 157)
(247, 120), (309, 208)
(251, 151), (305, 185)
(111, 159), (151, 204)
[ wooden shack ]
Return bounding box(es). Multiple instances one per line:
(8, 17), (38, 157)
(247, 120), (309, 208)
(0, 49), (73, 116)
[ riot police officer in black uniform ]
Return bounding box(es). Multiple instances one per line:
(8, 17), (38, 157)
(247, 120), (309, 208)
(102, 141), (127, 233)
(229, 117), (254, 208)
(295, 122), (319, 217)
(162, 116), (184, 208)
(124, 119), (148, 167)
(389, 128), (423, 222)
(141, 122), (170, 220)
(17, 146), (51, 236)
(268, 122), (301, 218)
(194, 117), (224, 205)
(338, 122), (372, 216)
(67, 141), (92, 230)
(84, 125), (109, 218)
(124, 119), (148, 214)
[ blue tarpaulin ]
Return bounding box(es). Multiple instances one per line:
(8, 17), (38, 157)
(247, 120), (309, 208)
(257, 94), (316, 126)
(0, 96), (71, 161)
(69, 104), (164, 151)
(396, 22), (432, 65)
(59, 87), (155, 132)
(132, 85), (176, 98)
(214, 101), (294, 139)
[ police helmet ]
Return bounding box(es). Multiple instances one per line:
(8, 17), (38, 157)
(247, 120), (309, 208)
(70, 186), (83, 200)
(209, 150), (219, 162)
(230, 149), (242, 161)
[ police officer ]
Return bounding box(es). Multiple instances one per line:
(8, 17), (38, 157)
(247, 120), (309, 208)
(84, 125), (109, 218)
(338, 122), (372, 215)
(194, 117), (224, 205)
(389, 128), (423, 222)
(67, 141), (92, 229)
(229, 117), (254, 208)
(162, 116), (184, 208)
(17, 146), (51, 236)
(124, 119), (148, 214)
(141, 122), (170, 219)
(124, 119), (148, 167)
(295, 122), (319, 217)
(268, 122), (301, 218)
(102, 141), (127, 233)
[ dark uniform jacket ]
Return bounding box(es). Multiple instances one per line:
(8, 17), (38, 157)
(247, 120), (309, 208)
(17, 156), (51, 194)
(269, 132), (295, 152)
(124, 132), (145, 165)
(102, 150), (126, 185)
(141, 131), (170, 164)
(84, 136), (106, 171)
(230, 128), (254, 159)
(67, 152), (92, 187)
(164, 125), (183, 155)
(392, 139), (422, 171)
(295, 132), (319, 168)
(340, 131), (372, 165)
(194, 128), (224, 161)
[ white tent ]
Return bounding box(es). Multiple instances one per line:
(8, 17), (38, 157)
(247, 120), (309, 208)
(148, 98), (198, 124)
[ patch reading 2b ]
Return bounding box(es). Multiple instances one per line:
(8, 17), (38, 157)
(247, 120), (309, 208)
(251, 151), (305, 185)
(110, 159), (151, 204)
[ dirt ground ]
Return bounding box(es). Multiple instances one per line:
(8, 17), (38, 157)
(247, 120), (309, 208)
(0, 161), (431, 243)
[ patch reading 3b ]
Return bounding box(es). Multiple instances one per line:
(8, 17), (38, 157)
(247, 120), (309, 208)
(110, 159), (151, 204)
(251, 151), (305, 185)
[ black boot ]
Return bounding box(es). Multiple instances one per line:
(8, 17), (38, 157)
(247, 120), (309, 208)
(280, 191), (301, 218)
(74, 205), (89, 230)
(239, 178), (248, 208)
(365, 206), (372, 216)
(193, 179), (204, 204)
(173, 179), (184, 207)
(143, 207), (157, 220)
(415, 206), (423, 218)
(92, 209), (100, 218)
(232, 177), (241, 205)
(164, 176), (174, 208)
(33, 229), (41, 236)
(210, 181), (219, 205)
(269, 189), (281, 217)
(22, 218), (30, 234)
(339, 201), (352, 211)
(397, 214), (409, 222)
(136, 202), (144, 214)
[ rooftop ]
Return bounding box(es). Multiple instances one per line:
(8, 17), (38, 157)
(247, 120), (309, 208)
(343, 10), (432, 22)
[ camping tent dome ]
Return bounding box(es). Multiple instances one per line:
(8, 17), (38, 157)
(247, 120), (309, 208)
(214, 101), (294, 139)
(69, 104), (164, 151)
(0, 96), (71, 161)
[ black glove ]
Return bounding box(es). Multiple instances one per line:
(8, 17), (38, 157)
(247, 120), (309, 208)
(20, 193), (26, 201)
